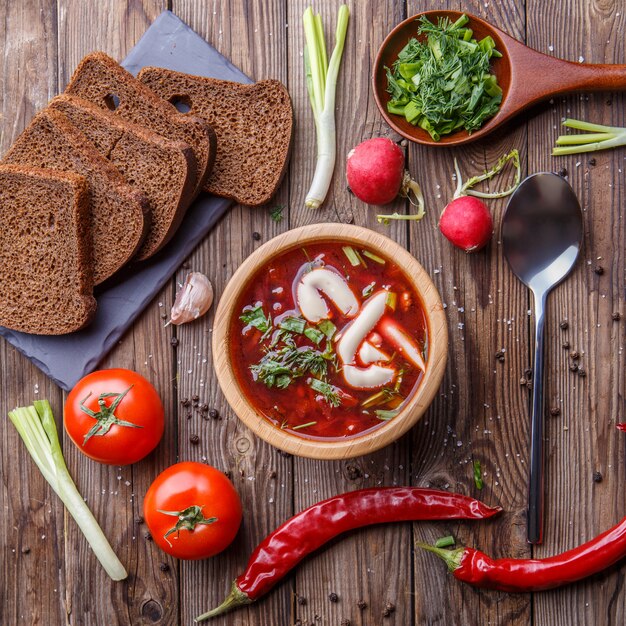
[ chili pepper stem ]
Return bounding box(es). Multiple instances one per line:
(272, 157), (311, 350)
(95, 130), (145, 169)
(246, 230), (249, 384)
(195, 581), (251, 621)
(416, 542), (465, 572)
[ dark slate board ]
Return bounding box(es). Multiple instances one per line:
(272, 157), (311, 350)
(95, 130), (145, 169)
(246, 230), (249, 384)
(0, 10), (253, 391)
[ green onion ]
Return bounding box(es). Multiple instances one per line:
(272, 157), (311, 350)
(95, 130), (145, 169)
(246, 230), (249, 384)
(386, 291), (397, 310)
(279, 316), (306, 334)
(304, 326), (325, 344)
(374, 408), (399, 420)
(435, 535), (456, 548)
(318, 319), (337, 339)
(552, 118), (626, 155)
(292, 421), (318, 431)
(473, 459), (484, 490)
(361, 388), (396, 408)
(342, 245), (361, 266)
(8, 400), (127, 580)
(454, 148), (521, 200)
(362, 250), (386, 265)
(303, 5), (350, 208)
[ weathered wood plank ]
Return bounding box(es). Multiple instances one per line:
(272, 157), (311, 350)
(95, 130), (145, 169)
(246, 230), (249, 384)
(170, 2), (293, 624)
(526, 1), (626, 625)
(0, 3), (66, 625)
(56, 2), (175, 625)
(405, 1), (531, 625)
(286, 2), (413, 625)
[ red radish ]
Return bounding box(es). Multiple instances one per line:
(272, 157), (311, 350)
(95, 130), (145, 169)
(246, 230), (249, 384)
(439, 196), (493, 252)
(438, 149), (521, 253)
(346, 138), (424, 220)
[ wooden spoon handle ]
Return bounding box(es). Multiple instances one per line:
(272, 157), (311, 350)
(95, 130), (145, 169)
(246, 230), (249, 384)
(503, 36), (626, 119)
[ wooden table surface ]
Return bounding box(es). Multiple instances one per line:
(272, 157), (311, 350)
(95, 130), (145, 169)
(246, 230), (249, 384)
(1, 1), (625, 625)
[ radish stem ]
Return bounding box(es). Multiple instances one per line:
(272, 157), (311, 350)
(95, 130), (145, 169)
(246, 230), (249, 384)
(303, 5), (350, 209)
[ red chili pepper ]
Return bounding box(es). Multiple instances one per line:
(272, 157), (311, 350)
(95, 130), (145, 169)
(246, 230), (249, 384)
(617, 423), (626, 432)
(195, 487), (501, 621)
(420, 515), (626, 592)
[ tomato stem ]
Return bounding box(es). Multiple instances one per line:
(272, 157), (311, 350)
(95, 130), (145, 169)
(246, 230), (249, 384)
(158, 504), (218, 547)
(79, 385), (143, 445)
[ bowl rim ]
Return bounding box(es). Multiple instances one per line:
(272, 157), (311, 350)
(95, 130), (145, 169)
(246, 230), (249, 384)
(372, 9), (510, 146)
(212, 223), (448, 460)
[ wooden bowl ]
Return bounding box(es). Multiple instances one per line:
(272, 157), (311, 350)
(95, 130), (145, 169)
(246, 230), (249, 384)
(212, 224), (448, 459)
(372, 10), (511, 146)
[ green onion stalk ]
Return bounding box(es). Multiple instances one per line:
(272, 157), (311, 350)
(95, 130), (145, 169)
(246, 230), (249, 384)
(8, 400), (127, 580)
(303, 5), (350, 209)
(552, 118), (626, 155)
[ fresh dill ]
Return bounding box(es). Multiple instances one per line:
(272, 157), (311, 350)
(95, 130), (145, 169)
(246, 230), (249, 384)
(385, 13), (502, 140)
(250, 345), (329, 389)
(269, 205), (285, 222)
(309, 378), (342, 408)
(240, 305), (272, 334)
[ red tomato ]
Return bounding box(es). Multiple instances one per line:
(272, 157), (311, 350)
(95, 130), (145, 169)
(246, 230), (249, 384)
(143, 462), (242, 559)
(65, 368), (164, 465)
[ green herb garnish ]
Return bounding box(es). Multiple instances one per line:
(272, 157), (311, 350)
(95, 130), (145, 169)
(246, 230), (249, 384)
(435, 535), (456, 548)
(318, 319), (337, 339)
(251, 345), (328, 389)
(279, 316), (306, 334)
(385, 13), (502, 140)
(473, 459), (484, 490)
(362, 250), (386, 265)
(374, 408), (400, 421)
(269, 204), (285, 222)
(309, 378), (342, 407)
(292, 421), (318, 431)
(304, 326), (325, 345)
(240, 305), (272, 334)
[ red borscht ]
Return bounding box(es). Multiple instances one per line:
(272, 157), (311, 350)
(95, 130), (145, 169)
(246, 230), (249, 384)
(229, 241), (428, 440)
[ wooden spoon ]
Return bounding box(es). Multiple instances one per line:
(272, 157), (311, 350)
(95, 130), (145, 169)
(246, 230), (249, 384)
(373, 10), (626, 146)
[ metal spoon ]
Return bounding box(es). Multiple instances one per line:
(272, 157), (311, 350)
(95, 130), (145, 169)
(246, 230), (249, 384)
(501, 173), (583, 544)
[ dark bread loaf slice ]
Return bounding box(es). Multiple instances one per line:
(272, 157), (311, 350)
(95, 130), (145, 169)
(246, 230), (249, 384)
(65, 52), (216, 198)
(3, 109), (148, 284)
(0, 164), (96, 334)
(138, 67), (293, 206)
(49, 95), (197, 260)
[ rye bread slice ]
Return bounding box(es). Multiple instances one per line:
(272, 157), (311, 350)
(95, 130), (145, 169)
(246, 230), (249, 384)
(138, 68), (293, 206)
(65, 52), (216, 198)
(49, 95), (197, 260)
(3, 109), (149, 284)
(0, 164), (96, 335)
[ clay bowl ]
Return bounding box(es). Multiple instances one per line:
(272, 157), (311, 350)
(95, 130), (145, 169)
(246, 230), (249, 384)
(212, 223), (448, 460)
(373, 10), (626, 146)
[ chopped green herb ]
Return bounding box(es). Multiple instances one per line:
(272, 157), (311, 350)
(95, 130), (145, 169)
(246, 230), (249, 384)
(269, 204), (285, 222)
(342, 245), (361, 267)
(279, 316), (306, 334)
(240, 305), (272, 334)
(304, 326), (325, 345)
(473, 459), (484, 490)
(362, 282), (375, 298)
(362, 250), (386, 265)
(318, 319), (337, 339)
(292, 421), (318, 431)
(361, 388), (397, 408)
(385, 14), (502, 140)
(374, 408), (400, 421)
(435, 535), (456, 548)
(251, 345), (328, 389)
(309, 378), (342, 408)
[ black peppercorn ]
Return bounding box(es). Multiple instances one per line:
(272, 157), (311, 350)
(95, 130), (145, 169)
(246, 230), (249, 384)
(594, 265), (604, 275)
(357, 600), (367, 610)
(550, 407), (561, 417)
(170, 336), (179, 347)
(559, 320), (569, 330)
(209, 408), (219, 419)
(144, 531), (152, 541)
(593, 471), (603, 483)
(557, 167), (568, 178)
(269, 470), (277, 479)
(383, 601), (396, 617)
(297, 595), (307, 606)
(588, 158), (596, 166)
(340, 620), (351, 626)
(329, 592), (339, 603)
(570, 350), (580, 360)
(190, 434), (200, 444)
(159, 562), (170, 572)
(252, 231), (261, 241)
(21, 547), (30, 554)
(346, 464), (362, 480)
(135, 516), (144, 525)
(562, 341), (570, 349)
(494, 350), (505, 362)
(578, 367), (586, 377)
(181, 397), (190, 407)
(569, 363), (579, 373)
(612, 312), (621, 321)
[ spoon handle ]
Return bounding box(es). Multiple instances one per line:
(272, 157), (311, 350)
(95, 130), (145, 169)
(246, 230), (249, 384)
(528, 290), (547, 545)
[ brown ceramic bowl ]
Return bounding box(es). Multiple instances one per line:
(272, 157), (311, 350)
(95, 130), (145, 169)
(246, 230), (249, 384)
(212, 224), (448, 459)
(372, 10), (511, 146)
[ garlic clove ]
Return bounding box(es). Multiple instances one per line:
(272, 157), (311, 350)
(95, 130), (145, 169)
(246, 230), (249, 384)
(169, 272), (214, 325)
